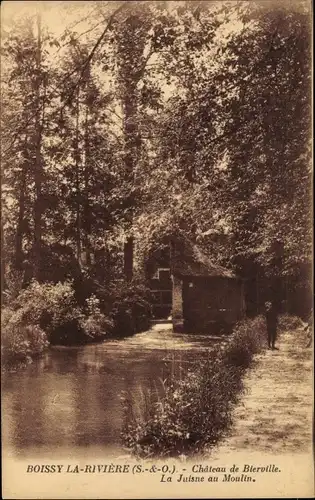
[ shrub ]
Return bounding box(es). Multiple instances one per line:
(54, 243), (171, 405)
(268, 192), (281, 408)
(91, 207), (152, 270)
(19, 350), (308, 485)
(223, 316), (266, 370)
(1, 307), (48, 367)
(277, 313), (304, 331)
(79, 294), (113, 340)
(122, 316), (266, 458)
(278, 313), (312, 347)
(12, 280), (85, 345)
(80, 315), (112, 339)
(8, 281), (112, 345)
(110, 281), (152, 337)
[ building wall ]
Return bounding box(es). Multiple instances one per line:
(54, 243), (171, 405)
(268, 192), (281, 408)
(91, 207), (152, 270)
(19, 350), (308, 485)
(182, 276), (244, 333)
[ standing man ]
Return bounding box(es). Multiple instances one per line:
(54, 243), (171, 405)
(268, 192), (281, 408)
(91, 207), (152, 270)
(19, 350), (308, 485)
(265, 301), (278, 350)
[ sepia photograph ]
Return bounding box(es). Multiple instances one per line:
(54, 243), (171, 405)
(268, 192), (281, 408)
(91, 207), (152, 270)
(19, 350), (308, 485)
(1, 0), (313, 498)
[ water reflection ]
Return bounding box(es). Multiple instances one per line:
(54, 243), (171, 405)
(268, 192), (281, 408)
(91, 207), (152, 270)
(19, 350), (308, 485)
(2, 327), (226, 457)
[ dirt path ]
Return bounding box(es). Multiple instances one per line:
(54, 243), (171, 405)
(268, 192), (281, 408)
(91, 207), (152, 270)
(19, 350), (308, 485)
(214, 325), (313, 455)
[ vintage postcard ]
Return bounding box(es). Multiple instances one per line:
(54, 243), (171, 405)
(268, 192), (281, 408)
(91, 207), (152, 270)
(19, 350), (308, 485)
(1, 0), (313, 498)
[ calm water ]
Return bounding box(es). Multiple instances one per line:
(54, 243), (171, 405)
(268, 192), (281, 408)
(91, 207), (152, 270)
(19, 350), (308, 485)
(2, 325), (226, 458)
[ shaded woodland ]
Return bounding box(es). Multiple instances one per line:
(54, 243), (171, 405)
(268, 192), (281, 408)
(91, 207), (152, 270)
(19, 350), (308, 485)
(1, 1), (312, 357)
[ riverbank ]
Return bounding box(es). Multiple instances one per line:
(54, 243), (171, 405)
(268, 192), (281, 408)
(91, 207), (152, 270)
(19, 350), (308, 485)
(211, 322), (313, 456)
(122, 316), (267, 457)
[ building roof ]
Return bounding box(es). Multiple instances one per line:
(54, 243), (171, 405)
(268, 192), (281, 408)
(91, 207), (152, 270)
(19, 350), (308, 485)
(171, 241), (236, 279)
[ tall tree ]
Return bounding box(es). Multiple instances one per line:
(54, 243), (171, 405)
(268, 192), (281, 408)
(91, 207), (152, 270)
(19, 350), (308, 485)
(1, 15), (47, 275)
(112, 5), (153, 280)
(33, 11), (44, 279)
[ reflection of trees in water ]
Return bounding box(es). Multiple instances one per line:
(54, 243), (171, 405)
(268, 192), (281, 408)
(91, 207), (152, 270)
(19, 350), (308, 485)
(7, 375), (46, 450)
(73, 367), (125, 447)
(3, 338), (220, 454)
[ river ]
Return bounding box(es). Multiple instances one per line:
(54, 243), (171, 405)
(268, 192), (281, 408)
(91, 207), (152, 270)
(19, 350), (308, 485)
(2, 324), (227, 459)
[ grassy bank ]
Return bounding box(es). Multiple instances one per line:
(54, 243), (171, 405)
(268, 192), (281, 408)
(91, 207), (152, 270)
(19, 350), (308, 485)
(122, 316), (267, 458)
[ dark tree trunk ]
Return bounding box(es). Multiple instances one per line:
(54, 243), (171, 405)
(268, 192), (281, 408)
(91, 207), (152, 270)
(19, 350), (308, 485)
(122, 86), (138, 282)
(116, 15), (150, 282)
(83, 104), (91, 266)
(123, 236), (134, 282)
(74, 89), (82, 265)
(33, 13), (43, 281)
(1, 217), (6, 296)
(15, 162), (27, 270)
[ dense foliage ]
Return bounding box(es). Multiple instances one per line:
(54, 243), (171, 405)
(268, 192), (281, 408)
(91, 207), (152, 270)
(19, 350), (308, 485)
(109, 280), (152, 337)
(1, 276), (152, 365)
(1, 1), (312, 358)
(1, 307), (48, 367)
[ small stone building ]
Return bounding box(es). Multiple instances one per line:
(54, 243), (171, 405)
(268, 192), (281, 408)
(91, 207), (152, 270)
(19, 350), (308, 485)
(146, 239), (245, 333)
(171, 243), (245, 333)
